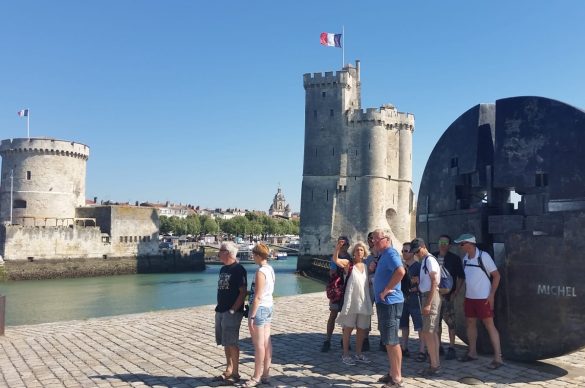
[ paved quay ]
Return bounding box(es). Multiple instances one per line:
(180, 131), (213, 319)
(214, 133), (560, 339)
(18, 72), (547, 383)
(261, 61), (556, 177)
(1, 292), (585, 388)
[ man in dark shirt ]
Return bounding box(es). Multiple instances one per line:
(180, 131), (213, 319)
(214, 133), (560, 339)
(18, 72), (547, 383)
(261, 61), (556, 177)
(214, 241), (247, 384)
(432, 234), (465, 360)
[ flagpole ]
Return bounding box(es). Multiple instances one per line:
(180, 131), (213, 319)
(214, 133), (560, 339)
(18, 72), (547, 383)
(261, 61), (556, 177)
(27, 111), (30, 138)
(10, 169), (14, 224)
(342, 25), (345, 68)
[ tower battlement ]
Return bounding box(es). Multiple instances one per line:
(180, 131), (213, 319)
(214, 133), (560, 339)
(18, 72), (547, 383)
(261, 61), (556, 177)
(303, 63), (359, 89)
(0, 138), (90, 160)
(347, 106), (415, 129)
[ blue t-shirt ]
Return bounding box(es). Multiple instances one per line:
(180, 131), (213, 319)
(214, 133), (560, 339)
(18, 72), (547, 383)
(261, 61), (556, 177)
(373, 247), (404, 304)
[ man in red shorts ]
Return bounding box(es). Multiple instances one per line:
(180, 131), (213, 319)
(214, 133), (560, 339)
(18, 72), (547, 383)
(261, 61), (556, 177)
(454, 233), (504, 369)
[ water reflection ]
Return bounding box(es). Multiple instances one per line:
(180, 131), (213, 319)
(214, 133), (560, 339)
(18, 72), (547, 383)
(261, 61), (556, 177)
(1, 257), (323, 326)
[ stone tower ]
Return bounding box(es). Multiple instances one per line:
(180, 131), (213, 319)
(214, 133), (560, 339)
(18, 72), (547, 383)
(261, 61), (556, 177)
(0, 138), (90, 224)
(299, 60), (414, 258)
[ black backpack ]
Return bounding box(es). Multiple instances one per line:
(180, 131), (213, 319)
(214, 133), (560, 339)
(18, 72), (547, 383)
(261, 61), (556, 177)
(463, 250), (492, 280)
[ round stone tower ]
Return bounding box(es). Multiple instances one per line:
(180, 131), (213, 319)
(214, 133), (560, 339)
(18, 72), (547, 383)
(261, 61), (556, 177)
(0, 138), (90, 223)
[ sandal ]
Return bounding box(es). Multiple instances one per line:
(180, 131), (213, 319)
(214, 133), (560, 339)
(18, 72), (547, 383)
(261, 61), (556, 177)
(487, 360), (504, 369)
(415, 352), (427, 362)
(241, 377), (261, 387)
(222, 373), (240, 385)
(213, 373), (229, 382)
(260, 376), (271, 384)
(377, 373), (393, 383)
(458, 354), (479, 362)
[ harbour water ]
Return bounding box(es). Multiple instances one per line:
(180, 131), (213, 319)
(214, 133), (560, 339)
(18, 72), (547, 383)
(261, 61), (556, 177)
(1, 256), (323, 326)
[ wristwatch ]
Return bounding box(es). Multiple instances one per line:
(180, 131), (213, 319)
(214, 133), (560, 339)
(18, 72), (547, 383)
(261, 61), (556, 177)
(250, 317), (255, 320)
(229, 309), (235, 315)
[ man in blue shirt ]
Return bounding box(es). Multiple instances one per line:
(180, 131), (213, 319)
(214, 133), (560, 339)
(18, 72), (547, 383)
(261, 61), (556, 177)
(373, 229), (406, 388)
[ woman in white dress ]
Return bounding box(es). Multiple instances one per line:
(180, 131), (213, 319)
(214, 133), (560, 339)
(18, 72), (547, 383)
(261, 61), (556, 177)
(332, 239), (373, 365)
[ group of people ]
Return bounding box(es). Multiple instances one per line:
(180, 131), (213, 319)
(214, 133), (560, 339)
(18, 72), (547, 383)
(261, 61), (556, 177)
(211, 230), (504, 388)
(323, 229), (504, 388)
(213, 241), (275, 387)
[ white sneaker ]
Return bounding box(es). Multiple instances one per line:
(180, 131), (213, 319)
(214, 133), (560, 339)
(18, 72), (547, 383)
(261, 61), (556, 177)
(342, 355), (356, 365)
(354, 354), (371, 363)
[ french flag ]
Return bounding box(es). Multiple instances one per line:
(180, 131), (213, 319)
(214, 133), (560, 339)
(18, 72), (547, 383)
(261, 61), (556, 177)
(320, 32), (342, 48)
(17, 109), (29, 117)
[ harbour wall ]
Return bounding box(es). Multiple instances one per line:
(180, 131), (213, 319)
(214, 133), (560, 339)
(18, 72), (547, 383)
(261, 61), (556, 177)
(1, 251), (206, 280)
(297, 254), (330, 282)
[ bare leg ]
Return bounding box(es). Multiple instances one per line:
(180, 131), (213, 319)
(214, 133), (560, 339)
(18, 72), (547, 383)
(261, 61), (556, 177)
(224, 346), (233, 376)
(422, 331), (440, 368)
(466, 317), (478, 358)
(342, 326), (353, 356)
(326, 310), (339, 340)
(482, 317), (503, 362)
(400, 326), (409, 351)
(252, 325), (265, 380)
(356, 328), (366, 354)
(448, 327), (456, 347)
(417, 330), (425, 353)
(386, 343), (403, 383)
(225, 345), (240, 376)
(262, 323), (272, 378)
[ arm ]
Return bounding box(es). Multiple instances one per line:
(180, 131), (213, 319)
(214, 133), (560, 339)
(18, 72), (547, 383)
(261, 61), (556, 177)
(380, 266), (406, 300)
(249, 270), (266, 320)
(332, 240), (350, 269)
(487, 270), (501, 308)
(422, 270), (438, 315)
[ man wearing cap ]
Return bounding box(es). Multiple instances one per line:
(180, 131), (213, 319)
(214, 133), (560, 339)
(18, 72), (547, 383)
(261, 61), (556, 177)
(454, 233), (503, 370)
(322, 236), (351, 352)
(372, 228), (406, 388)
(410, 237), (442, 376)
(432, 234), (465, 360)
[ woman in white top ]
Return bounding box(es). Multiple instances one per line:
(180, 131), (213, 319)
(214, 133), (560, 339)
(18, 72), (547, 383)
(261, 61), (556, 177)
(243, 243), (275, 387)
(332, 239), (373, 365)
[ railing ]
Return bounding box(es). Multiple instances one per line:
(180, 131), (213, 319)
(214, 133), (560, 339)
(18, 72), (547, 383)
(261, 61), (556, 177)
(312, 258), (331, 270)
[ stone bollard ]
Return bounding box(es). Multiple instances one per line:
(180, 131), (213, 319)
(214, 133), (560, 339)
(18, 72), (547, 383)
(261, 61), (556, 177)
(0, 294), (5, 336)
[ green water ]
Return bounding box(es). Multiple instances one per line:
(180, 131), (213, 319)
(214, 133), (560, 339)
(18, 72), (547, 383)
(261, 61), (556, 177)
(0, 256), (323, 326)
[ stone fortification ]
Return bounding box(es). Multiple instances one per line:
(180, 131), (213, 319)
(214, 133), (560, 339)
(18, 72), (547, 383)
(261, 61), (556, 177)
(299, 61), (414, 267)
(0, 138), (89, 222)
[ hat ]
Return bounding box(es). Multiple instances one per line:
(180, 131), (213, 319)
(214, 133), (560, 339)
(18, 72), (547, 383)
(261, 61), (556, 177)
(454, 233), (477, 244)
(409, 237), (426, 253)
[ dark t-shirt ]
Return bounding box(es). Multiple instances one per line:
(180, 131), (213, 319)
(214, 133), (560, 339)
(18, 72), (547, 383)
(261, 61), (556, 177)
(432, 250), (464, 297)
(402, 260), (422, 297)
(216, 262), (247, 313)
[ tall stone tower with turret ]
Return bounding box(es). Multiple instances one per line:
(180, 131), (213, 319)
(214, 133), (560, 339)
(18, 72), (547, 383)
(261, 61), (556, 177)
(299, 60), (414, 262)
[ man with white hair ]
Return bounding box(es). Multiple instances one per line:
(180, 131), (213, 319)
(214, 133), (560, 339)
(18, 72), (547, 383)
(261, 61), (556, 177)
(372, 229), (406, 388)
(214, 241), (248, 384)
(454, 233), (503, 370)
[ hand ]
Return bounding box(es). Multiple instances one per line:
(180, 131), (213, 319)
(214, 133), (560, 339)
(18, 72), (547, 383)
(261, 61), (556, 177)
(379, 289), (394, 300)
(368, 261), (377, 273)
(336, 240), (345, 251)
(486, 295), (495, 310)
(422, 304), (431, 316)
(248, 317), (255, 334)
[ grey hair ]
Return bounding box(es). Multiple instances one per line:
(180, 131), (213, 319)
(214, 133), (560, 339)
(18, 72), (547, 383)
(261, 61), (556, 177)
(220, 241), (239, 260)
(373, 228), (392, 239)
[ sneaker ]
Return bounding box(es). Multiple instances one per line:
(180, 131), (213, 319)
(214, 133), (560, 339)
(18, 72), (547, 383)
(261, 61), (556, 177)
(353, 354), (371, 364)
(362, 338), (370, 351)
(381, 380), (404, 388)
(341, 355), (356, 366)
(321, 340), (331, 352)
(446, 347), (456, 360)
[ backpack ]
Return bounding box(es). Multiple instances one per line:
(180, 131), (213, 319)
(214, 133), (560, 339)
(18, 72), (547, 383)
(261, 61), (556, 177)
(463, 249), (492, 280)
(325, 264), (353, 304)
(423, 255), (454, 295)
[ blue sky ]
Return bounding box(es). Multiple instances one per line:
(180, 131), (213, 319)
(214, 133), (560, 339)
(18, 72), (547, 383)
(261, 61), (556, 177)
(1, 1), (584, 212)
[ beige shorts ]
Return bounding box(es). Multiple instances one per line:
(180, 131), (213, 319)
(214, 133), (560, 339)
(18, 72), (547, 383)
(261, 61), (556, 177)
(421, 292), (441, 333)
(337, 312), (371, 330)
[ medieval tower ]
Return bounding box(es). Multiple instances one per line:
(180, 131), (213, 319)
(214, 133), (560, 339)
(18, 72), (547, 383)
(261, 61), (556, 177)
(299, 60), (414, 260)
(0, 138), (89, 224)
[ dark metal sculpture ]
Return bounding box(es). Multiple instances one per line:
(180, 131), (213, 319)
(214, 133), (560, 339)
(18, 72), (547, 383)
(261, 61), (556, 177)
(417, 96), (585, 361)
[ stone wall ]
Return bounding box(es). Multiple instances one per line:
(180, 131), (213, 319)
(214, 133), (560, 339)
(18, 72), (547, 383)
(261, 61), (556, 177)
(2, 251), (205, 280)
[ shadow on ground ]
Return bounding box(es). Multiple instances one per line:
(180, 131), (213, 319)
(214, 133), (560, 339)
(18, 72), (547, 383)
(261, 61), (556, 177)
(90, 332), (571, 387)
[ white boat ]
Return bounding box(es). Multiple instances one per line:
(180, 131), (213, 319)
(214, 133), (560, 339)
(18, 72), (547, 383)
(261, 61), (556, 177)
(276, 252), (288, 260)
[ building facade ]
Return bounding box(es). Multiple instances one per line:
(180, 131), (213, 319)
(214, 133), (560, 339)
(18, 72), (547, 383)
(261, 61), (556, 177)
(299, 61), (414, 259)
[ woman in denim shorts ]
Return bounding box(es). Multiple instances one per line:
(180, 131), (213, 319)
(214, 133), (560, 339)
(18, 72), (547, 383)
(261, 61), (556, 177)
(242, 243), (276, 387)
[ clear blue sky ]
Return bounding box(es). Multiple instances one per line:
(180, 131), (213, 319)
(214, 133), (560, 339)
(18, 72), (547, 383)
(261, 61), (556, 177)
(1, 1), (584, 212)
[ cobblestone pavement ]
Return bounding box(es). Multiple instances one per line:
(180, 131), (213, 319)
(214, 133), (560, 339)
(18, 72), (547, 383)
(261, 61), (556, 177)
(1, 292), (585, 387)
